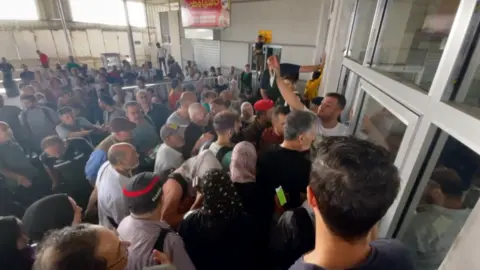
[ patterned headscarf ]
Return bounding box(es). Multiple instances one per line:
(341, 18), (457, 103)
(230, 142), (257, 184)
(202, 169), (244, 219)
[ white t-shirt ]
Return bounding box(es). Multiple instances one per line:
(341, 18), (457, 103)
(154, 143), (184, 175)
(317, 120), (349, 137)
(157, 47), (167, 58)
(208, 142), (223, 156)
(96, 162), (132, 229)
(303, 106), (349, 137)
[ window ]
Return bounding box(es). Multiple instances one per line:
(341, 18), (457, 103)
(373, 0), (460, 91)
(347, 0), (378, 63)
(0, 0), (38, 20)
(398, 134), (480, 270)
(70, 0), (146, 27)
(355, 94), (407, 160)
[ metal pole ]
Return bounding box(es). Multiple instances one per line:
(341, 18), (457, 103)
(144, 0), (152, 45)
(123, 0), (137, 66)
(56, 0), (74, 57)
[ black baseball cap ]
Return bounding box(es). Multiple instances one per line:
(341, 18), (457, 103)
(123, 172), (165, 215)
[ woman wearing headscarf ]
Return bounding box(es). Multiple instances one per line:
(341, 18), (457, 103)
(230, 141), (258, 216)
(22, 194), (83, 243)
(0, 216), (32, 270)
(178, 169), (259, 270)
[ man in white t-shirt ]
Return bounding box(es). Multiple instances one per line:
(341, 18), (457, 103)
(95, 142), (139, 229)
(156, 42), (167, 73)
(269, 55), (349, 138)
(154, 123), (186, 175)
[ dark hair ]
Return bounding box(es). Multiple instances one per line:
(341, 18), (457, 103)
(325, 92), (346, 109)
(202, 90), (217, 100)
(57, 106), (73, 116)
(41, 135), (63, 150)
(210, 98), (227, 107)
(0, 216), (21, 256)
(282, 73), (300, 83)
(310, 136), (400, 241)
(274, 105), (290, 117)
(34, 224), (106, 270)
(20, 94), (36, 103)
(431, 167), (465, 197)
(213, 111), (239, 133)
(0, 216), (31, 270)
(312, 71), (321, 80)
(136, 76), (146, 83)
(284, 110), (317, 140)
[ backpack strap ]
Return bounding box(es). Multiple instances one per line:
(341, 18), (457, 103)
(215, 146), (234, 165)
(153, 228), (174, 252)
(168, 172), (189, 200)
(107, 216), (119, 229)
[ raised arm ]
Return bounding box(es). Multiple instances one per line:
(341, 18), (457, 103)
(270, 56), (305, 111)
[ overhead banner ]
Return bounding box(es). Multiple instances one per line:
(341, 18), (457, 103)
(181, 0), (231, 28)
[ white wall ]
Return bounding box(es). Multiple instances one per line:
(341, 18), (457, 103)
(217, 0), (323, 79)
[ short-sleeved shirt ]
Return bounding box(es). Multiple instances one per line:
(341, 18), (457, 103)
(289, 239), (414, 270)
(255, 42), (264, 54)
(118, 216), (195, 270)
(19, 106), (60, 147)
(55, 117), (96, 140)
(96, 162), (132, 229)
(166, 111), (190, 126)
(39, 138), (93, 187)
(154, 143), (184, 175)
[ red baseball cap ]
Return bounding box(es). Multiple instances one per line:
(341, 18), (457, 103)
(254, 99), (274, 112)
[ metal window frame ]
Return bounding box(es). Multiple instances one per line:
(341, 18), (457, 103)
(330, 0), (480, 239)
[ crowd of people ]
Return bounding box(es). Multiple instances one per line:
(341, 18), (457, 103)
(0, 51), (419, 270)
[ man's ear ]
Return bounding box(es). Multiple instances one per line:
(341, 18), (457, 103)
(306, 185), (318, 209)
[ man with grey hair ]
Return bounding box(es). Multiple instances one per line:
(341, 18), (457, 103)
(136, 89), (170, 133)
(182, 103), (215, 159)
(166, 91), (197, 126)
(124, 101), (159, 155)
(92, 142), (139, 229)
(256, 110), (317, 237)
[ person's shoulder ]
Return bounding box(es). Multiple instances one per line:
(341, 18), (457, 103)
(289, 258), (324, 270)
(370, 239), (414, 269)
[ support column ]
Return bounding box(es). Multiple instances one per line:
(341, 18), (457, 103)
(56, 0), (74, 56)
(123, 0), (137, 66)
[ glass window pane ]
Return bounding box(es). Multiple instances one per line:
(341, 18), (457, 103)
(400, 135), (480, 270)
(355, 94), (407, 159)
(373, 0), (460, 91)
(348, 0), (378, 63)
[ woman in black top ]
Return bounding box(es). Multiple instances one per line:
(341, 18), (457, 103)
(230, 141), (258, 217)
(178, 169), (259, 270)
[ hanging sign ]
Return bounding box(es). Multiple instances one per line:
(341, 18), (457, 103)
(258, 30), (272, 44)
(181, 0), (231, 28)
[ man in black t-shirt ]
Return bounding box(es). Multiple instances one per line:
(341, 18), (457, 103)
(289, 137), (414, 270)
(40, 135), (93, 209)
(260, 55), (325, 106)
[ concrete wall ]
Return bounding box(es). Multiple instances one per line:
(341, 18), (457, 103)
(219, 0), (322, 79)
(178, 0), (323, 78)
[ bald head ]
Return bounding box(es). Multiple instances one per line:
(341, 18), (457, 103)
(179, 92), (197, 109)
(188, 103), (208, 126)
(107, 143), (138, 170)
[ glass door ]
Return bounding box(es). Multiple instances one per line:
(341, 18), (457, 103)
(350, 78), (420, 236)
